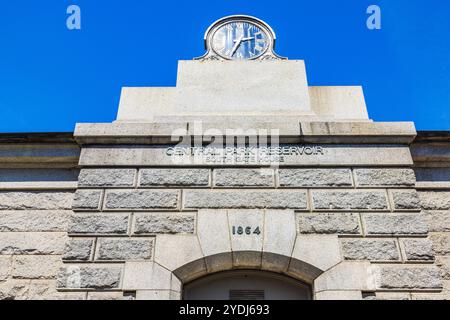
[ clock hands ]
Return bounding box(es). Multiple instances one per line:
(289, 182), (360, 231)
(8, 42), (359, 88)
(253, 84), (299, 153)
(239, 37), (255, 42)
(230, 36), (244, 57)
(231, 36), (255, 57)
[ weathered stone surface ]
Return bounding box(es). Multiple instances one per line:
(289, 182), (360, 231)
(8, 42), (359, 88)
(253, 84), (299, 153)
(68, 213), (129, 235)
(139, 169), (210, 187)
(316, 291), (363, 300)
(298, 213), (361, 234)
(153, 235), (205, 278)
(184, 190), (308, 209)
(57, 266), (122, 289)
(228, 210), (264, 257)
(88, 292), (134, 300)
(79, 145), (414, 167)
(374, 292), (411, 300)
(0, 210), (71, 232)
(135, 290), (180, 300)
(72, 190), (103, 210)
(312, 190), (388, 210)
(214, 168), (274, 187)
(133, 213), (195, 234)
(122, 261), (172, 291)
(0, 233), (67, 255)
(391, 190), (421, 211)
(0, 279), (86, 300)
(430, 234), (450, 255)
(402, 239), (435, 261)
(96, 238), (154, 261)
(419, 192), (450, 210)
(78, 169), (136, 187)
(0, 256), (11, 281)
(63, 239), (94, 261)
(279, 169), (352, 187)
(314, 262), (376, 292)
(263, 210), (297, 258)
(197, 210), (231, 260)
(12, 256), (62, 279)
(0, 192), (73, 210)
(0, 279), (29, 300)
(104, 190), (179, 210)
(363, 213), (428, 235)
(375, 266), (443, 290)
(411, 292), (450, 300)
(354, 169), (416, 187)
(293, 235), (342, 271)
(436, 257), (450, 280)
(425, 211), (450, 232)
(341, 239), (400, 261)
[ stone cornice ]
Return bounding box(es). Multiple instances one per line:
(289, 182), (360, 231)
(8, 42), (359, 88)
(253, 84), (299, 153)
(73, 121), (417, 145)
(411, 131), (450, 168)
(0, 133), (80, 169)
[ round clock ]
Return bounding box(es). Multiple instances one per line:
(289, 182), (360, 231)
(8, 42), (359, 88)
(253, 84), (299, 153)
(198, 15), (285, 61)
(211, 20), (270, 60)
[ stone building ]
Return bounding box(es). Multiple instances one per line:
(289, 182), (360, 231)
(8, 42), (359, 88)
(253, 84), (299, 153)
(0, 16), (449, 300)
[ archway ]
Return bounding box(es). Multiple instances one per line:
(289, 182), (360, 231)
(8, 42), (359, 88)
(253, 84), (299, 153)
(183, 270), (312, 300)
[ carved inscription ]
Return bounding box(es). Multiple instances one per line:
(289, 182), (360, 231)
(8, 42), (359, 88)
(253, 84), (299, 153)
(232, 226), (262, 236)
(166, 146), (325, 165)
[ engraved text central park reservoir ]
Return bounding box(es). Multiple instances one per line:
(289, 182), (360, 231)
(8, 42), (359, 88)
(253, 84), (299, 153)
(166, 145), (325, 165)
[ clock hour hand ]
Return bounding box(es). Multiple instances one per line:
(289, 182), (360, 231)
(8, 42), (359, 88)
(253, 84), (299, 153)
(240, 36), (255, 42)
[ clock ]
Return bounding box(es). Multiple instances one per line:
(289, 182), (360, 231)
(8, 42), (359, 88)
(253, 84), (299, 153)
(212, 20), (269, 60)
(197, 15), (285, 61)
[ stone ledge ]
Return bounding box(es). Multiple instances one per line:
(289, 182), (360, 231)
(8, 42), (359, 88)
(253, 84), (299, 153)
(74, 123), (188, 145)
(0, 143), (80, 169)
(299, 122), (416, 144)
(411, 144), (450, 167)
(74, 121), (416, 145)
(0, 181), (78, 190)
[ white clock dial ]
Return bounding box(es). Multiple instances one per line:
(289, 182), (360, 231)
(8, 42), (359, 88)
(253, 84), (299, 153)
(211, 21), (270, 60)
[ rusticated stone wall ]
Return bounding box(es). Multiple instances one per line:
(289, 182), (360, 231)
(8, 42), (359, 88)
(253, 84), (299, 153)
(1, 134), (450, 300)
(415, 190), (450, 300)
(0, 169), (86, 300)
(56, 166), (444, 300)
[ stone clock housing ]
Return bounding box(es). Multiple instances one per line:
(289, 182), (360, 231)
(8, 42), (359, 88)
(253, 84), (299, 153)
(0, 16), (449, 300)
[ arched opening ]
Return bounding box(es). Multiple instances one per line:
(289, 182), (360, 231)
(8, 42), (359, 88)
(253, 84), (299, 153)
(183, 270), (312, 300)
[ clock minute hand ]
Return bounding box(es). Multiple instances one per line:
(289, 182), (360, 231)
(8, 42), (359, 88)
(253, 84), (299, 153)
(230, 35), (244, 57)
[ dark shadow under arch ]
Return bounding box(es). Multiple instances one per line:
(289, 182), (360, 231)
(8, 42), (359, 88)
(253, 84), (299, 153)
(183, 269), (312, 300)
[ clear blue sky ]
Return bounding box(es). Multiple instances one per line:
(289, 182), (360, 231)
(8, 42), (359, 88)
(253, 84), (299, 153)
(0, 0), (449, 132)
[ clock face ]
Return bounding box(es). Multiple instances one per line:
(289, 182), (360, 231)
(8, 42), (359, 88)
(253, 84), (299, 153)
(211, 21), (270, 60)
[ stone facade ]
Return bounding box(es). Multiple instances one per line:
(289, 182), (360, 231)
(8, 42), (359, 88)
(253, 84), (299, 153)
(1, 61), (449, 300)
(1, 132), (449, 300)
